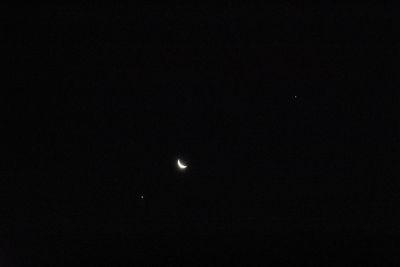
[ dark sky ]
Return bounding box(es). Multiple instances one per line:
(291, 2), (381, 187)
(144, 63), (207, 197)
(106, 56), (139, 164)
(2, 4), (400, 264)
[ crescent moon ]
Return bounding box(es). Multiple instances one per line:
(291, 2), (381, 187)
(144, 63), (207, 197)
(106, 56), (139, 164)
(177, 159), (187, 169)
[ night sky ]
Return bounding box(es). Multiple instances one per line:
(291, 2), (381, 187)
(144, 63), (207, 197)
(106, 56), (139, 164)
(3, 4), (400, 265)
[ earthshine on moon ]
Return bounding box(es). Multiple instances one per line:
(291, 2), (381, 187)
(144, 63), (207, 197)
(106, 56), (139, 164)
(177, 159), (188, 170)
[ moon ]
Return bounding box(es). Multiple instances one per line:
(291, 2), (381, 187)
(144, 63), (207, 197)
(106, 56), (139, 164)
(177, 159), (188, 170)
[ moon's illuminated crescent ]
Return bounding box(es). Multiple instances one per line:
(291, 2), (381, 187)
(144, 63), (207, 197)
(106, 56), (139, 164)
(177, 159), (187, 169)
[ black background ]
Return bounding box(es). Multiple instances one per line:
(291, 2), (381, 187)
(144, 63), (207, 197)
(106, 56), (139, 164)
(2, 4), (400, 265)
